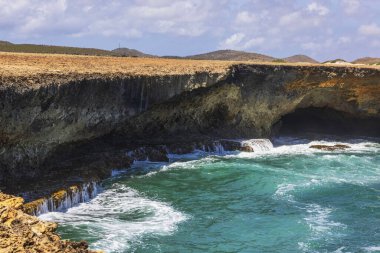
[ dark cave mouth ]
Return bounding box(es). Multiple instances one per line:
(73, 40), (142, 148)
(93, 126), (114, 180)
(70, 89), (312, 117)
(275, 107), (380, 137)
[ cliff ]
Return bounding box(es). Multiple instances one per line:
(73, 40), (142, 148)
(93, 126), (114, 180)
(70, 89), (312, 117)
(0, 52), (379, 194)
(120, 64), (380, 139)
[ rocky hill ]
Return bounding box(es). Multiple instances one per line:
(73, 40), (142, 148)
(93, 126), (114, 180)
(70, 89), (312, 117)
(0, 41), (114, 56)
(283, 54), (319, 63)
(186, 49), (276, 62)
(112, 47), (156, 58)
(352, 57), (380, 65)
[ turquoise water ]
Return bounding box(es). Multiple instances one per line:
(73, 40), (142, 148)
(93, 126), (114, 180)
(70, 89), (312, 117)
(40, 138), (380, 253)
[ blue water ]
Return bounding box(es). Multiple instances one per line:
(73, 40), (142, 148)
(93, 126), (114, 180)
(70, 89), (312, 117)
(40, 138), (380, 253)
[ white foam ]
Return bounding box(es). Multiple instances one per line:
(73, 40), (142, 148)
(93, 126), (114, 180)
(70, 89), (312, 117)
(241, 139), (274, 152)
(363, 246), (380, 252)
(39, 184), (187, 252)
(303, 203), (346, 236)
(230, 138), (379, 159)
(32, 182), (100, 216)
(274, 183), (296, 201)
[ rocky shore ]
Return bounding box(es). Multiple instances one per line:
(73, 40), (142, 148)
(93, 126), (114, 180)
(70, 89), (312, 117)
(0, 192), (100, 252)
(0, 53), (379, 252)
(2, 59), (379, 192)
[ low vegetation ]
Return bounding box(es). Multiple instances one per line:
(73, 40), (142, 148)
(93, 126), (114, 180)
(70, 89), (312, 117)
(0, 41), (115, 56)
(0, 51), (378, 90)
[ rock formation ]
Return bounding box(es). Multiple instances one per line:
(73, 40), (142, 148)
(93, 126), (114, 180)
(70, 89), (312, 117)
(309, 144), (350, 151)
(0, 52), (379, 253)
(0, 54), (379, 194)
(0, 192), (99, 252)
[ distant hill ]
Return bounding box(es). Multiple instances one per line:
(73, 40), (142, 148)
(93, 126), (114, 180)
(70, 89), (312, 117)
(0, 41), (115, 56)
(323, 59), (349, 64)
(283, 55), (319, 64)
(352, 57), (380, 65)
(0, 40), (12, 45)
(185, 50), (275, 62)
(112, 48), (155, 58)
(1, 40), (377, 65)
(0, 41), (157, 58)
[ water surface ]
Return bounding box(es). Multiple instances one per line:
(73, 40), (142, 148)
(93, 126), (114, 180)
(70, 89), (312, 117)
(40, 138), (380, 253)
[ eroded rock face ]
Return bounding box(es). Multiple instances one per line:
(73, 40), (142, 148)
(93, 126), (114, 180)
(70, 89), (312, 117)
(0, 192), (99, 253)
(1, 64), (380, 191)
(0, 72), (224, 191)
(120, 64), (380, 140)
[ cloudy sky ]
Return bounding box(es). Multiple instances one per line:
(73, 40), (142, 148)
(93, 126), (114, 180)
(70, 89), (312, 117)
(0, 0), (379, 61)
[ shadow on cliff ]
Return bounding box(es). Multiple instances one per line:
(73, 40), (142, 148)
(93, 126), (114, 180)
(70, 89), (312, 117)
(274, 107), (380, 138)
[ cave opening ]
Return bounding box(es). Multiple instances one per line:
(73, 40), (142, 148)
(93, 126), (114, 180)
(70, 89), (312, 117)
(275, 107), (380, 137)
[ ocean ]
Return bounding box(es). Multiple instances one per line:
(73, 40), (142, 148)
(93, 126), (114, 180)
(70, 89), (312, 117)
(40, 137), (380, 253)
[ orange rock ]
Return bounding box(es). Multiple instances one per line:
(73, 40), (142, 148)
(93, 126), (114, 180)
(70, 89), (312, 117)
(0, 192), (100, 253)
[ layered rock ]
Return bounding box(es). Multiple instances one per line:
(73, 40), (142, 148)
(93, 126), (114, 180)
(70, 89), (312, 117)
(1, 59), (379, 193)
(23, 182), (99, 216)
(0, 72), (226, 191)
(119, 64), (380, 140)
(0, 192), (99, 252)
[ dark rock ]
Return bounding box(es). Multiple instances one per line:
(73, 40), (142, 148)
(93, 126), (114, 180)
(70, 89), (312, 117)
(128, 146), (169, 162)
(309, 144), (351, 151)
(240, 146), (254, 152)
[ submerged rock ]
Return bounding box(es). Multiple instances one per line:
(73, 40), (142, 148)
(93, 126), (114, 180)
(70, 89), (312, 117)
(309, 144), (351, 151)
(0, 192), (100, 253)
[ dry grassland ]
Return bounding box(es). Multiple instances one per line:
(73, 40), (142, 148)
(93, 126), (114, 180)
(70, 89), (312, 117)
(0, 52), (378, 90)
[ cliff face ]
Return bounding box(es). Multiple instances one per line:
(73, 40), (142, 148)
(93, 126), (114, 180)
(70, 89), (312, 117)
(0, 72), (226, 191)
(1, 61), (379, 192)
(120, 64), (380, 139)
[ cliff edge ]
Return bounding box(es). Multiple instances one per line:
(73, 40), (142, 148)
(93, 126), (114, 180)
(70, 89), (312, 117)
(0, 52), (379, 193)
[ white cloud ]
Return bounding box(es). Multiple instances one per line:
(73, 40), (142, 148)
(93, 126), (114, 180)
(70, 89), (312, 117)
(359, 23), (380, 36)
(235, 11), (257, 25)
(307, 2), (330, 16)
(341, 0), (360, 14)
(219, 33), (265, 50)
(0, 0), (379, 60)
(220, 33), (246, 49)
(278, 10), (323, 31)
(0, 0), (219, 38)
(279, 12), (301, 26)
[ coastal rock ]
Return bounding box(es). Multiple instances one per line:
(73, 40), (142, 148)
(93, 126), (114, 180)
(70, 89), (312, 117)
(1, 60), (379, 192)
(23, 182), (100, 216)
(240, 146), (255, 152)
(0, 192), (100, 253)
(309, 144), (351, 151)
(127, 146), (169, 162)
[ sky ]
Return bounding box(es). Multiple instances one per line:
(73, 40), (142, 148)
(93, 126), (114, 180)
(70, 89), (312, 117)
(0, 0), (379, 61)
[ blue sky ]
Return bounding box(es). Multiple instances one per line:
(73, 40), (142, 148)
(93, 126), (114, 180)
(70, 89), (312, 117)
(0, 0), (379, 61)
